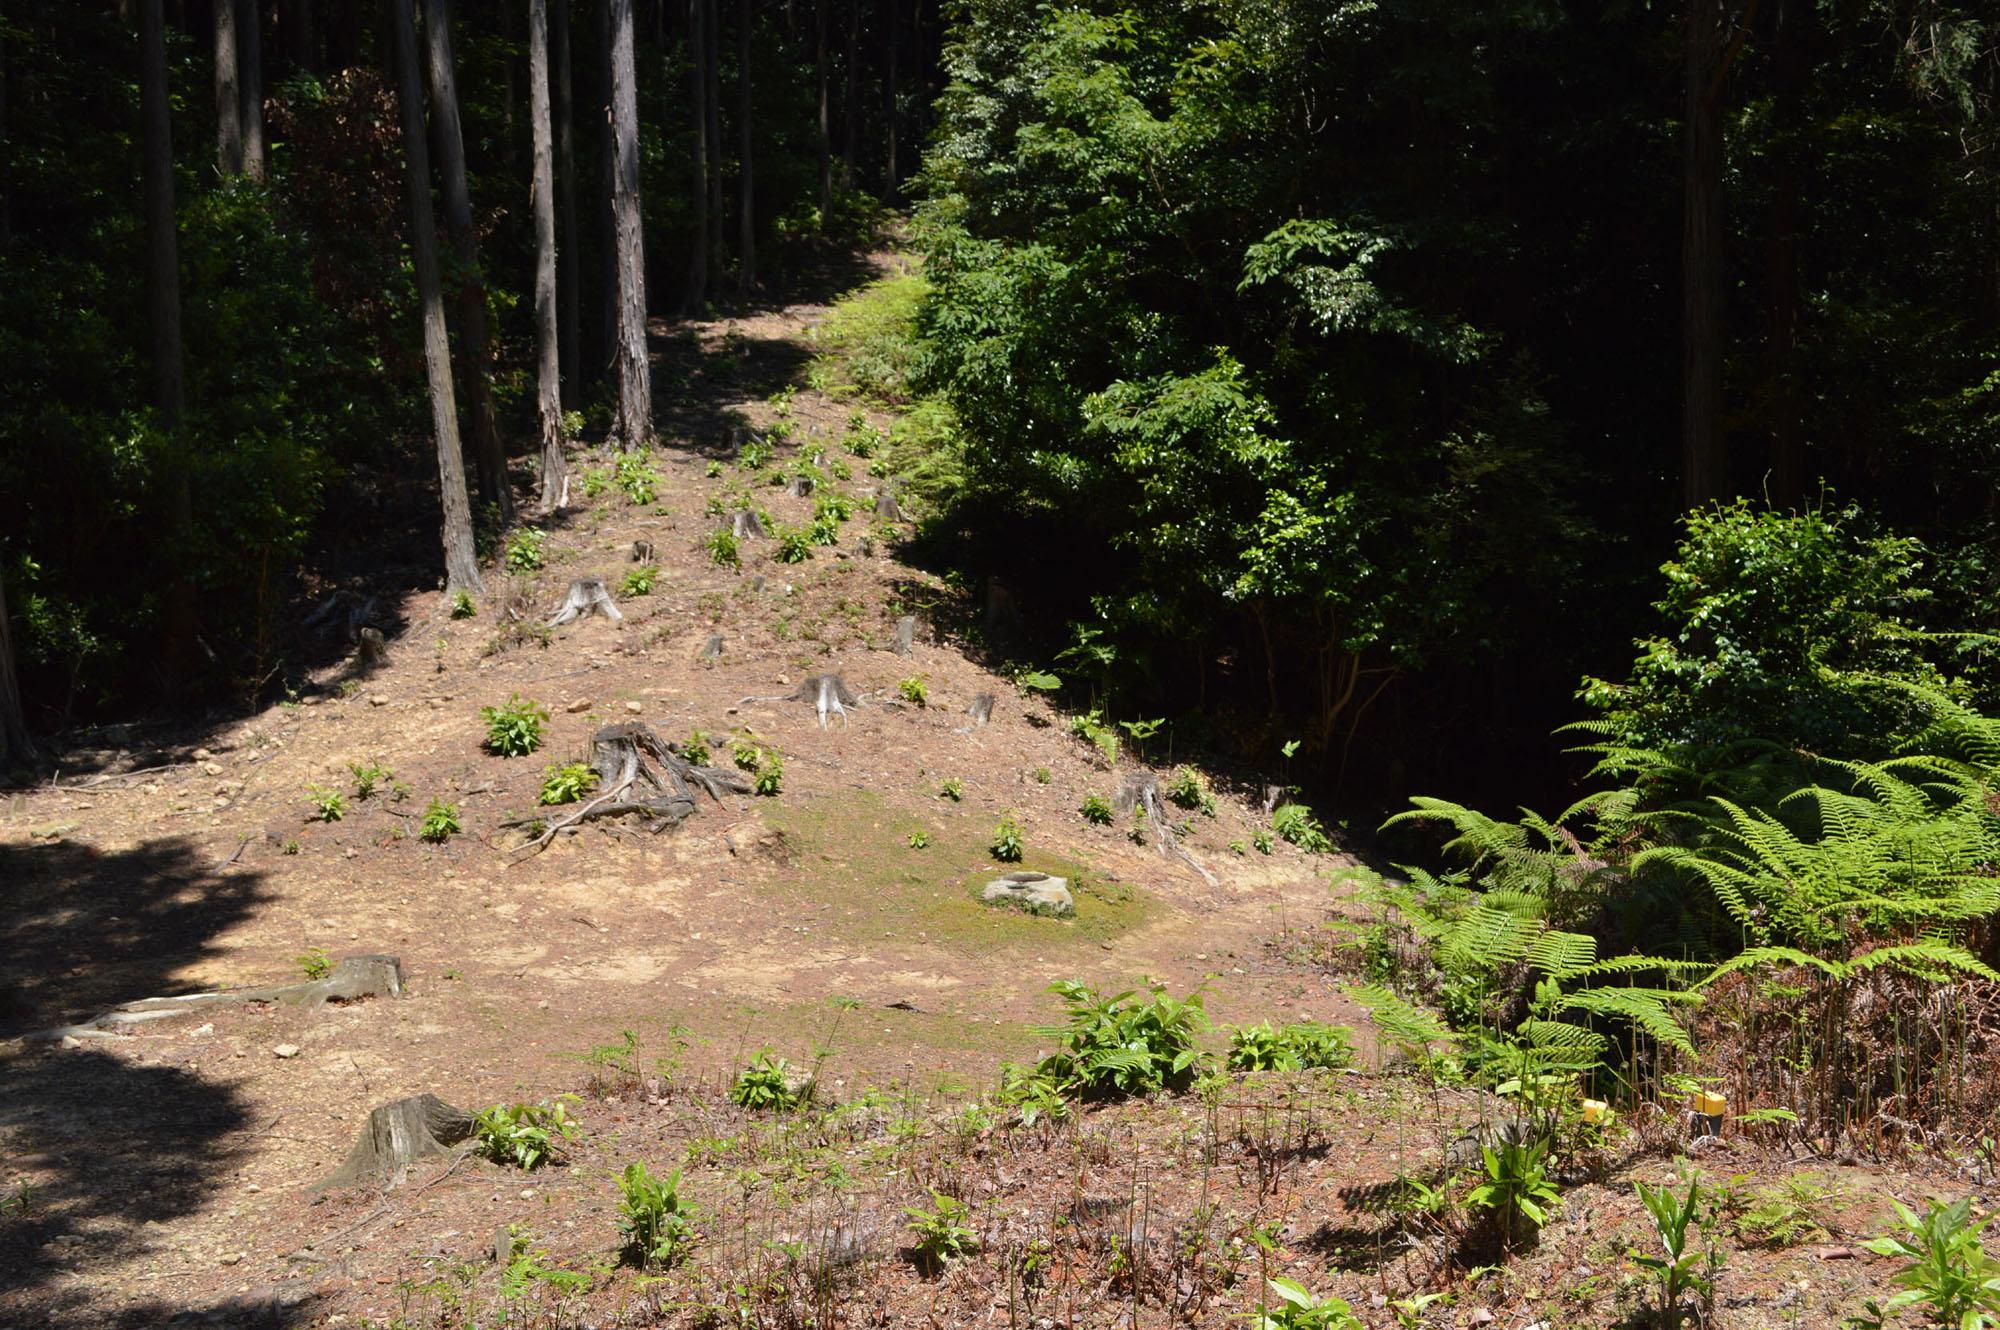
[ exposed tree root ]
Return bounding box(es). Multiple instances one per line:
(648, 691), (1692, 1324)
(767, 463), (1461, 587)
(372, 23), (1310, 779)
(1115, 773), (1218, 886)
(545, 577), (623, 626)
(507, 722), (749, 852)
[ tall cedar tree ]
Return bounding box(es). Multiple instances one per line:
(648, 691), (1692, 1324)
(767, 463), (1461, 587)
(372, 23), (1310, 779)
(391, 0), (484, 594)
(1682, 0), (1730, 507)
(815, 0), (830, 221)
(555, 0), (579, 389)
(241, 0), (267, 180)
(608, 0), (653, 446)
(0, 572), (29, 764)
(214, 0), (243, 175)
(422, 0), (512, 522)
(737, 0), (755, 287)
(529, 0), (569, 511)
(144, 0), (198, 694)
(685, 0), (710, 310)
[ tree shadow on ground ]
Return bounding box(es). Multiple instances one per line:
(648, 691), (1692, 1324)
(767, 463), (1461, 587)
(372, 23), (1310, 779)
(0, 835), (305, 1327)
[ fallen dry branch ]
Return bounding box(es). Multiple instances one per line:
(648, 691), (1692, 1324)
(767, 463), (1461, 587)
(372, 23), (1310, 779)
(18, 954), (406, 1043)
(507, 722), (750, 852)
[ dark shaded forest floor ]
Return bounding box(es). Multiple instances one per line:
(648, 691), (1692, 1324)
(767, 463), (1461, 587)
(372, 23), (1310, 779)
(0, 248), (1964, 1329)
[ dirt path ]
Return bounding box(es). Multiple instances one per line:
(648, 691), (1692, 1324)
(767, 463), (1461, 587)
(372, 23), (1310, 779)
(0, 249), (1359, 1327)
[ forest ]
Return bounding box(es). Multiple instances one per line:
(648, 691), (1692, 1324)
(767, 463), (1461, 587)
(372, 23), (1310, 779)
(5, 1), (2000, 1328)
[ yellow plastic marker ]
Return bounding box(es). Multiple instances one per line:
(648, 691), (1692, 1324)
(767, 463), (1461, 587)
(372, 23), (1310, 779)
(1581, 1098), (1608, 1124)
(1693, 1090), (1727, 1116)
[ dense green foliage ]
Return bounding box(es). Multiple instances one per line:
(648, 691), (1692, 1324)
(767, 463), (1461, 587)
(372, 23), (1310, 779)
(911, 0), (2000, 802)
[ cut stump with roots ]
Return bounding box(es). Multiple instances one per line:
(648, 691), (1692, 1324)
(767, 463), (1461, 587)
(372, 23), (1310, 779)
(968, 692), (994, 726)
(1116, 772), (1217, 886)
(874, 491), (906, 522)
(319, 1094), (475, 1189)
(507, 722), (750, 852)
(546, 578), (623, 627)
(740, 673), (858, 729)
(785, 474), (815, 498)
(731, 509), (767, 541)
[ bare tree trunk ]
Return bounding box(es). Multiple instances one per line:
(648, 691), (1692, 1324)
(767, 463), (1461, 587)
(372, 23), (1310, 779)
(840, 0), (855, 187)
(392, 0), (484, 596)
(1765, 0), (1805, 505)
(815, 0), (830, 224)
(608, 0), (654, 447)
(883, 0), (896, 191)
(215, 0), (244, 175)
(1681, 0), (1729, 509)
(703, 0), (723, 266)
(143, 0), (199, 695)
(0, 568), (29, 766)
(279, 0), (311, 73)
(684, 0), (710, 311)
(240, 0), (267, 180)
(736, 0), (755, 289)
(530, 0), (568, 512)
(555, 0), (579, 391)
(421, 0), (513, 523)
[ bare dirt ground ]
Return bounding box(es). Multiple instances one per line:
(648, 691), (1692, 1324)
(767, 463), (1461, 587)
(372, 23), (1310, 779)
(0, 249), (1965, 1330)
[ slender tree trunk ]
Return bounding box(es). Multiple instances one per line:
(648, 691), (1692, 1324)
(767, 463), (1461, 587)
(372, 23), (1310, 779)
(143, 0), (199, 695)
(600, 0), (618, 380)
(280, 0), (312, 73)
(421, 0), (513, 523)
(2, 25), (11, 250)
(608, 0), (654, 447)
(215, 0), (244, 175)
(884, 0), (896, 191)
(840, 0), (855, 186)
(1765, 0), (1805, 505)
(392, 0), (484, 596)
(736, 0), (755, 290)
(703, 0), (723, 265)
(1681, 0), (1728, 508)
(0, 569), (30, 766)
(685, 0), (710, 311)
(530, 0), (569, 512)
(555, 0), (579, 391)
(240, 0), (267, 180)
(815, 0), (830, 223)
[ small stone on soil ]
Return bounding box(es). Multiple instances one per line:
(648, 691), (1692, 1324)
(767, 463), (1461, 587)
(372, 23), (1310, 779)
(272, 1044), (301, 1059)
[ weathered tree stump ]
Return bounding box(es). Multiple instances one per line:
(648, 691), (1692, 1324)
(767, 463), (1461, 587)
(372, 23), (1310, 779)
(738, 673), (859, 728)
(893, 616), (916, 656)
(700, 633), (725, 660)
(985, 579), (1022, 638)
(785, 474), (815, 498)
(546, 577), (623, 627)
(1260, 783), (1285, 815)
(506, 722), (750, 852)
(630, 539), (655, 563)
(355, 627), (387, 671)
(1116, 773), (1217, 886)
(873, 491), (906, 522)
(319, 1094), (474, 1189)
(731, 509), (768, 540)
(21, 955), (406, 1042)
(968, 693), (995, 726)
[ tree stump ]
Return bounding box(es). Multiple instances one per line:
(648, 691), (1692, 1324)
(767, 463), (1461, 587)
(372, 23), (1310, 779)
(796, 674), (856, 728)
(700, 633), (724, 660)
(968, 693), (995, 726)
(1116, 773), (1216, 885)
(546, 577), (623, 626)
(630, 539), (655, 563)
(1260, 783), (1285, 815)
(985, 579), (1021, 638)
(785, 474), (815, 498)
(319, 1094), (474, 1188)
(874, 491), (906, 522)
(893, 616), (916, 656)
(355, 627), (387, 671)
(507, 722), (750, 851)
(731, 509), (768, 540)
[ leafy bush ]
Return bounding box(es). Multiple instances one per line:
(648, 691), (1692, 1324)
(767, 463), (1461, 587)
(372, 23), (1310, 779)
(679, 731), (712, 766)
(1080, 794), (1113, 825)
(348, 760), (392, 799)
(774, 526), (814, 563)
(620, 565), (656, 597)
(1466, 1138), (1560, 1249)
(898, 675), (928, 706)
(420, 798), (460, 843)
(1227, 1020), (1354, 1073)
(907, 829), (932, 849)
(297, 947), (332, 980)
(1251, 1279), (1362, 1330)
(938, 777), (963, 801)
(905, 1191), (979, 1271)
(990, 813), (1024, 862)
(505, 527), (546, 572)
(1032, 980), (1208, 1099)
(482, 694), (549, 757)
(1632, 1175), (1716, 1325)
(617, 1162), (695, 1268)
(729, 1052), (808, 1111)
(1857, 1197), (2000, 1330)
(306, 783), (346, 822)
(753, 755), (784, 796)
(472, 1099), (579, 1170)
(1166, 768), (1214, 814)
(614, 451), (658, 504)
(579, 467), (610, 499)
(705, 528), (741, 569)
(450, 590), (478, 619)
(539, 761), (599, 806)
(1272, 802), (1332, 853)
